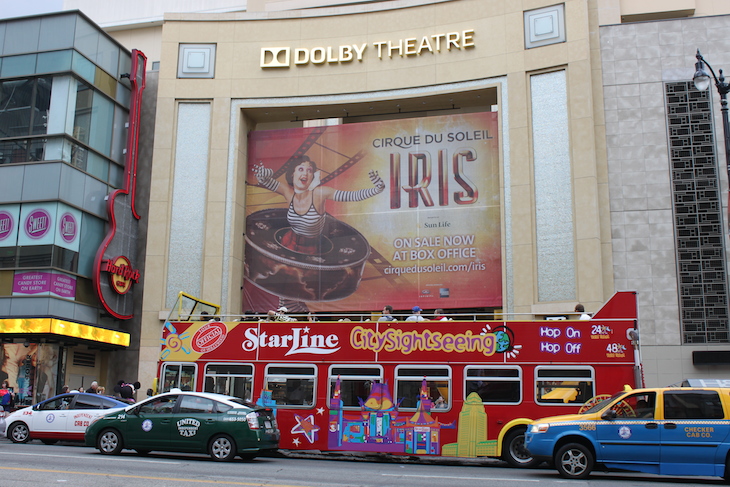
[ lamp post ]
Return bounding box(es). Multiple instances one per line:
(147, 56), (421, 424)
(693, 49), (730, 234)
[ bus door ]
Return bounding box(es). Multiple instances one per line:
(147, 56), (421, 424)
(160, 363), (197, 392)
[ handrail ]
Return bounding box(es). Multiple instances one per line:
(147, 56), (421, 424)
(180, 312), (601, 322)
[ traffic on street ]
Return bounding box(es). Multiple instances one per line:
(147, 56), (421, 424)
(0, 437), (726, 487)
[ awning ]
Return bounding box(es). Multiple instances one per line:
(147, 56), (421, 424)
(0, 317), (130, 347)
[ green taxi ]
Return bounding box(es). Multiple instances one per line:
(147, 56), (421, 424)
(84, 390), (279, 461)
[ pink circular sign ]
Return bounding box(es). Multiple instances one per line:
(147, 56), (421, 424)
(25, 209), (51, 239)
(59, 212), (77, 243)
(0, 211), (14, 241)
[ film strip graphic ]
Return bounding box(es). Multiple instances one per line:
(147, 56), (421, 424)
(319, 150), (366, 185)
(271, 126), (328, 180)
(364, 245), (410, 288)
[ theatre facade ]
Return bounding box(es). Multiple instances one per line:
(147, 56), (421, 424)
(134, 0), (730, 391)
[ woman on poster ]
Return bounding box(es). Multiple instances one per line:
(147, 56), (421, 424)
(254, 155), (384, 253)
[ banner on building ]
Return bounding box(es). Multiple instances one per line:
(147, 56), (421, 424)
(244, 112), (501, 312)
(0, 204), (20, 248)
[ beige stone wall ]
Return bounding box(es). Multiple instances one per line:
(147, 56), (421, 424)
(597, 0), (730, 25)
(138, 0), (608, 390)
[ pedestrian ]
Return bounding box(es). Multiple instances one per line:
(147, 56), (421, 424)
(115, 380), (141, 402)
(0, 379), (14, 412)
(574, 304), (591, 320)
(86, 380), (99, 394)
(267, 306), (297, 322)
(433, 309), (449, 321)
(378, 305), (396, 321)
(406, 306), (427, 322)
(60, 385), (69, 394)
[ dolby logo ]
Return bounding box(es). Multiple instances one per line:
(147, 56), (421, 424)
(260, 47), (290, 68)
(261, 44), (367, 68)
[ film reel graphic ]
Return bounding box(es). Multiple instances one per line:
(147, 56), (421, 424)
(245, 127), (408, 309)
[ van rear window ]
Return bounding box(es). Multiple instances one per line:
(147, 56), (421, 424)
(663, 391), (724, 419)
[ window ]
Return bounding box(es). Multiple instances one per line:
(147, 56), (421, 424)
(204, 363), (253, 401)
(139, 395), (178, 414)
(40, 394), (73, 410)
(611, 392), (656, 419)
(535, 366), (594, 405)
(328, 365), (383, 409)
(72, 394), (103, 409)
(17, 245), (52, 267)
(664, 391), (724, 420)
(395, 366), (451, 410)
(465, 366), (521, 404)
(100, 397), (122, 409)
(0, 78), (51, 140)
(178, 395), (216, 414)
(161, 363), (197, 393)
(265, 365), (316, 407)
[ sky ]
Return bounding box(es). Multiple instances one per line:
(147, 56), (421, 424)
(0, 0), (65, 20)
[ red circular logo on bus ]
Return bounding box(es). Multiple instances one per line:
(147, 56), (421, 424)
(191, 322), (227, 354)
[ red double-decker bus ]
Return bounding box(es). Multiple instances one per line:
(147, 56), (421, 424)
(156, 291), (640, 466)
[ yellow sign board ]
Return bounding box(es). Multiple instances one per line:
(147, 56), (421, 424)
(0, 318), (130, 347)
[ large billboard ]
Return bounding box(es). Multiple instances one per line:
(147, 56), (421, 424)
(244, 112), (500, 313)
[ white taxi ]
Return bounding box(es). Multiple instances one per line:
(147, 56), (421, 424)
(4, 392), (130, 444)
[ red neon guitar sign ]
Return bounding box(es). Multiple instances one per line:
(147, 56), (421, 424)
(92, 49), (146, 319)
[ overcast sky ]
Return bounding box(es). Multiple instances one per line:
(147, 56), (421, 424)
(0, 0), (64, 19)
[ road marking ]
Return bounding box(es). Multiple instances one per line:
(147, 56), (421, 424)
(0, 451), (177, 464)
(381, 473), (540, 482)
(0, 467), (307, 487)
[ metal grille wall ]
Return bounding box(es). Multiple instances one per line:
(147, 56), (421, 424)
(665, 81), (729, 343)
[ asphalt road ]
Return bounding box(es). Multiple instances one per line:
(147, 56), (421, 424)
(0, 437), (727, 487)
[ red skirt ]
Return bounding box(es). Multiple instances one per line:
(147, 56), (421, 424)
(280, 229), (320, 254)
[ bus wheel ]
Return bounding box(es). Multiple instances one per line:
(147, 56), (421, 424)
(503, 428), (539, 468)
(555, 443), (593, 479)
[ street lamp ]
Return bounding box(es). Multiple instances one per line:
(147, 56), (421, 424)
(693, 49), (730, 233)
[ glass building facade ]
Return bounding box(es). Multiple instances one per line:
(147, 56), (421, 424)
(0, 12), (136, 403)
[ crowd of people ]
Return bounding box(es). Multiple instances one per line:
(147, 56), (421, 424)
(251, 303), (594, 322)
(55, 380), (141, 402)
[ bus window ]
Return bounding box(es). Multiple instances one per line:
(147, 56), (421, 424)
(161, 363), (197, 393)
(265, 365), (316, 408)
(465, 366), (522, 404)
(204, 363), (254, 401)
(535, 366), (594, 405)
(395, 366), (451, 411)
(328, 365), (383, 409)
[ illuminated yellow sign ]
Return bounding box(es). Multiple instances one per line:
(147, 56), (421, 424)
(0, 318), (130, 347)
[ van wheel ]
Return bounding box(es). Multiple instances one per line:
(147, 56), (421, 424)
(723, 455), (730, 482)
(502, 428), (539, 468)
(555, 443), (593, 479)
(8, 422), (30, 443)
(97, 429), (124, 455)
(209, 434), (236, 461)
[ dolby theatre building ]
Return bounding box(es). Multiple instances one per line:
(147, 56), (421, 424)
(61, 0), (730, 391)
